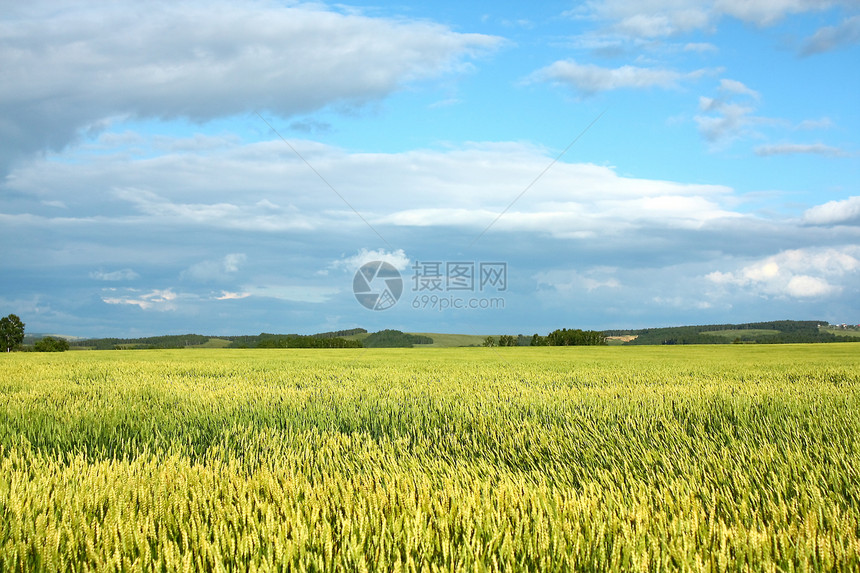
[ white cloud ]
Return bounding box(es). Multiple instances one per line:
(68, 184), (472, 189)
(785, 275), (836, 297)
(755, 143), (848, 157)
(529, 59), (694, 94)
(706, 246), (860, 298)
(536, 269), (622, 293)
(8, 138), (744, 241)
(0, 1), (500, 173)
(696, 82), (846, 151)
(582, 1), (713, 38)
(718, 79), (759, 99)
(222, 254), (245, 273)
(90, 269), (140, 281)
(801, 15), (860, 55)
(683, 42), (719, 53)
(102, 288), (178, 310)
(113, 188), (317, 232)
(332, 249), (411, 272)
(803, 196), (860, 226)
(796, 117), (834, 130)
(714, 0), (834, 26)
(579, 0), (843, 39)
(216, 291), (251, 301)
(694, 79), (772, 144)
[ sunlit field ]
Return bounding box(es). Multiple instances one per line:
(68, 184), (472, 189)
(1, 345), (858, 571)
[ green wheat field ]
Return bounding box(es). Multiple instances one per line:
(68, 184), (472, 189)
(1, 345), (858, 571)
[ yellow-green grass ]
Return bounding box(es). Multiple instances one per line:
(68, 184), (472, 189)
(407, 332), (490, 347)
(0, 345), (858, 571)
(195, 337), (232, 348)
(341, 332), (370, 342)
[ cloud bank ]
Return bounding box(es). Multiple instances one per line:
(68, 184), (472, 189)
(0, 1), (500, 173)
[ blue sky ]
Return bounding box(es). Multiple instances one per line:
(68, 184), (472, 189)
(1, 0), (858, 337)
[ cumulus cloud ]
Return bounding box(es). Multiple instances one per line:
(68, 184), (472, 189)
(784, 275), (834, 297)
(102, 288), (178, 310)
(803, 196), (860, 226)
(713, 0), (834, 26)
(706, 246), (860, 298)
(695, 100), (758, 143)
(6, 137), (744, 241)
(694, 79), (769, 144)
(718, 79), (759, 99)
(579, 0), (843, 38)
(801, 15), (860, 55)
(216, 291), (251, 301)
(0, 1), (500, 173)
(755, 143), (848, 157)
(580, 1), (712, 38)
(528, 59), (697, 94)
(332, 249), (411, 272)
(695, 81), (847, 151)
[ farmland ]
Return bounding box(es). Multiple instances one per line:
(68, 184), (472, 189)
(0, 345), (858, 570)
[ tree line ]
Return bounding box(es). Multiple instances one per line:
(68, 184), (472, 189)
(613, 320), (842, 345)
(484, 329), (606, 347)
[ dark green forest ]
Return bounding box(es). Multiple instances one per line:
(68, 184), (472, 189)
(607, 320), (841, 345)
(362, 330), (433, 348)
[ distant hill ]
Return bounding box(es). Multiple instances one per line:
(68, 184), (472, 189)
(221, 329), (368, 348)
(604, 320), (849, 345)
(24, 333), (84, 343)
(74, 333), (212, 350)
(61, 321), (859, 350)
(362, 330), (433, 348)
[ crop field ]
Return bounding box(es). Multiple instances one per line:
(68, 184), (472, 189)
(0, 345), (858, 571)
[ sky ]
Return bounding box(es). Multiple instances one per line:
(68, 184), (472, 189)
(1, 0), (859, 338)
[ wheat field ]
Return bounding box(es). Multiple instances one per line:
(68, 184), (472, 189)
(0, 345), (858, 571)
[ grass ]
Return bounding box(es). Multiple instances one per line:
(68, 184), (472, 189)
(700, 328), (781, 338)
(407, 332), (490, 347)
(821, 326), (860, 339)
(0, 344), (858, 570)
(195, 337), (232, 348)
(343, 332), (490, 346)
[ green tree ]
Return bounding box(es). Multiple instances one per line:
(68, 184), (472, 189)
(35, 336), (70, 352)
(0, 314), (25, 352)
(482, 336), (496, 347)
(545, 328), (606, 346)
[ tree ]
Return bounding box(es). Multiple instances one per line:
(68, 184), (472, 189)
(545, 328), (606, 346)
(0, 314), (25, 352)
(497, 334), (516, 347)
(34, 336), (70, 352)
(482, 336), (496, 347)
